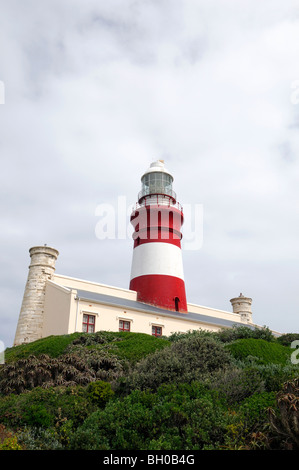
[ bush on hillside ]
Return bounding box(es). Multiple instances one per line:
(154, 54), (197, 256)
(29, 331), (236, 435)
(168, 325), (276, 345)
(277, 333), (299, 347)
(5, 331), (170, 366)
(1, 340), (129, 395)
(1, 330), (299, 451)
(68, 330), (170, 361)
(0, 354), (97, 395)
(268, 377), (299, 450)
(64, 347), (126, 382)
(226, 339), (292, 365)
(0, 425), (22, 450)
(70, 382), (232, 450)
(244, 363), (299, 393)
(168, 329), (219, 343)
(239, 391), (277, 430)
(17, 427), (64, 450)
(4, 333), (82, 363)
(208, 366), (265, 404)
(86, 381), (114, 407)
(216, 325), (275, 343)
(0, 385), (96, 429)
(118, 333), (232, 393)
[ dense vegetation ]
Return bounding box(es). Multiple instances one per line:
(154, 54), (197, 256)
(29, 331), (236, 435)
(0, 326), (298, 450)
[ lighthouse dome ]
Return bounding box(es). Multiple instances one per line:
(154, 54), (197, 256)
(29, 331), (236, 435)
(141, 159), (173, 181)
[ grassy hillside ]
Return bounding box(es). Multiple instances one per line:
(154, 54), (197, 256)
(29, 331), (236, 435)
(4, 333), (82, 362)
(5, 331), (170, 364)
(226, 338), (293, 365)
(0, 327), (298, 450)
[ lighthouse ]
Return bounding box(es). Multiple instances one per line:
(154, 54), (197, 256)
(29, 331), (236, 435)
(129, 160), (188, 313)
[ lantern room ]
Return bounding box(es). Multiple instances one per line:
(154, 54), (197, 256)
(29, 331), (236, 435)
(138, 160), (177, 204)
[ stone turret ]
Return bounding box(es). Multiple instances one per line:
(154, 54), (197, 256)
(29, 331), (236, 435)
(230, 293), (253, 324)
(14, 245), (59, 346)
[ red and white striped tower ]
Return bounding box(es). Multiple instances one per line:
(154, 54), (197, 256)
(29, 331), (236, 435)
(129, 160), (188, 313)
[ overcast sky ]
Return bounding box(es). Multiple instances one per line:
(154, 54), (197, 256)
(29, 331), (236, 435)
(1, 0), (299, 348)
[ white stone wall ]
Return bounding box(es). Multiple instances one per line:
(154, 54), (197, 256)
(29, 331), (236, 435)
(43, 282), (74, 338)
(14, 246), (59, 345)
(230, 293), (253, 323)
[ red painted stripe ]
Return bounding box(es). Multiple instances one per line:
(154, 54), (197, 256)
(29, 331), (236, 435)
(131, 204), (184, 248)
(130, 274), (188, 313)
(131, 205), (184, 231)
(133, 230), (182, 248)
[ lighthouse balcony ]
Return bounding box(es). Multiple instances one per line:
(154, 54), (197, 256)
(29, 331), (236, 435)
(136, 193), (183, 212)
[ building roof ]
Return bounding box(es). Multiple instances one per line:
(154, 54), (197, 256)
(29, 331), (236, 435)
(75, 288), (254, 330)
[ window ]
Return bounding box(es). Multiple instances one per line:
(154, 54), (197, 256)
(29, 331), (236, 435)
(152, 325), (162, 337)
(119, 320), (130, 332)
(141, 172), (173, 197)
(82, 314), (95, 333)
(175, 297), (180, 312)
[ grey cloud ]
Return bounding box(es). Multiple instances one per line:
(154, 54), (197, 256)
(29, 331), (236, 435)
(1, 0), (299, 348)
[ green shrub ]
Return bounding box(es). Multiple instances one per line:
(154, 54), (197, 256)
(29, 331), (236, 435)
(277, 333), (299, 347)
(0, 385), (96, 429)
(220, 391), (278, 450)
(71, 331), (114, 346)
(216, 325), (275, 343)
(86, 381), (114, 407)
(5, 332), (170, 367)
(68, 331), (170, 364)
(121, 334), (232, 393)
(70, 382), (232, 450)
(168, 329), (219, 343)
(17, 427), (64, 450)
(3, 331), (298, 451)
(209, 366), (265, 404)
(0, 435), (22, 450)
(0, 425), (22, 450)
(239, 391), (277, 430)
(4, 333), (82, 362)
(22, 404), (54, 428)
(249, 363), (299, 392)
(226, 339), (292, 365)
(108, 332), (170, 363)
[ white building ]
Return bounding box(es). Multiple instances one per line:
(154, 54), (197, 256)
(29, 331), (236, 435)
(14, 161), (278, 346)
(14, 244), (261, 346)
